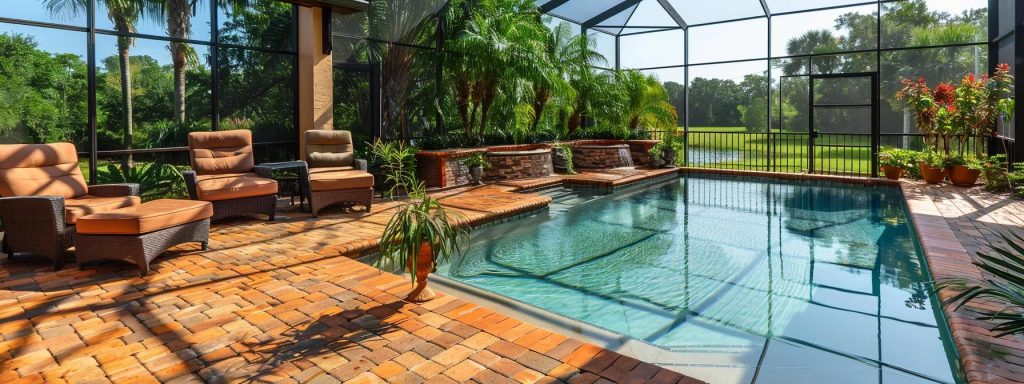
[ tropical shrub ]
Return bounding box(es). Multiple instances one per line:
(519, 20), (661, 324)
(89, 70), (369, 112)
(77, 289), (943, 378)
(568, 126), (651, 141)
(981, 154), (1010, 192)
(95, 162), (187, 201)
(462, 153), (490, 169)
(1009, 164), (1024, 198)
(878, 148), (918, 171)
(649, 134), (685, 167)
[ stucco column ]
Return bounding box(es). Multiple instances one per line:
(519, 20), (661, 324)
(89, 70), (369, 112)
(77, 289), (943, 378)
(297, 6), (334, 160)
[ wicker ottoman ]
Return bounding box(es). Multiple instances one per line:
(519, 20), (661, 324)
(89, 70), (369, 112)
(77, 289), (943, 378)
(75, 199), (213, 276)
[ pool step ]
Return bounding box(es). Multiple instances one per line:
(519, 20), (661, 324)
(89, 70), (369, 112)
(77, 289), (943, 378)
(537, 187), (605, 214)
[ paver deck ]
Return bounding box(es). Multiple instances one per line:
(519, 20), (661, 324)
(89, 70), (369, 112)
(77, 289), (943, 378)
(902, 181), (1024, 384)
(0, 185), (699, 384)
(4, 171), (1023, 384)
(495, 167), (679, 191)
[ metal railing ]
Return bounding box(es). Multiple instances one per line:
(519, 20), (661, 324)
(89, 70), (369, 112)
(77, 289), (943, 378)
(648, 128), (1010, 177)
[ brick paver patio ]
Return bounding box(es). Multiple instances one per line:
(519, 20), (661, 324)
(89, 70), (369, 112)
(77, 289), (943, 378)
(903, 182), (1024, 384)
(0, 184), (699, 384)
(5, 172), (1023, 384)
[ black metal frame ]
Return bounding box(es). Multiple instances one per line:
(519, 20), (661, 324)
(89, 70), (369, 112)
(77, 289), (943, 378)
(0, 0), (301, 183)
(546, 0), (1015, 172)
(808, 72), (880, 177)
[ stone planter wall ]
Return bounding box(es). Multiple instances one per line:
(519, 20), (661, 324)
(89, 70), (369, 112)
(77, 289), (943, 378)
(484, 145), (554, 180)
(571, 144), (634, 169)
(415, 149), (484, 189)
(573, 140), (659, 168)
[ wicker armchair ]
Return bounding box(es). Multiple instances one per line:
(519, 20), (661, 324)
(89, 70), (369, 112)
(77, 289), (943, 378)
(184, 130), (278, 221)
(304, 130), (374, 216)
(0, 143), (140, 269)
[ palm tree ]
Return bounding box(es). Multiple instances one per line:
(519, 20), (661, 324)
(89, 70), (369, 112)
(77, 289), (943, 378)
(164, 0), (194, 124)
(527, 20), (601, 132)
(616, 70), (677, 132)
(782, 30), (840, 75)
(369, 0), (445, 142)
(447, 0), (547, 139)
(45, 0), (158, 168)
(565, 68), (619, 136)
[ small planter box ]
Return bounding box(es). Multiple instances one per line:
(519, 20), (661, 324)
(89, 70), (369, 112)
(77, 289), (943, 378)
(415, 148), (486, 189)
(484, 144), (554, 181)
(572, 139), (660, 168)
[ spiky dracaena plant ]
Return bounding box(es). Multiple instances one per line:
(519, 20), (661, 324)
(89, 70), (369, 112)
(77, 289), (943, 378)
(376, 187), (469, 285)
(936, 232), (1024, 337)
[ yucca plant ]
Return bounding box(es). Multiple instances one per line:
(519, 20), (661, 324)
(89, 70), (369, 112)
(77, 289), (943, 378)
(376, 187), (469, 302)
(95, 162), (187, 201)
(936, 232), (1024, 337)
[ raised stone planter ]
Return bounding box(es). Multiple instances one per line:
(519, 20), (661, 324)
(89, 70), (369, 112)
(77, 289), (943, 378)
(415, 148), (485, 189)
(484, 144), (554, 181)
(572, 139), (660, 168)
(571, 143), (635, 169)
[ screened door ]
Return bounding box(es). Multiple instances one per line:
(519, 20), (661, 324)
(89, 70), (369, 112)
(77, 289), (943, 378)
(809, 73), (879, 177)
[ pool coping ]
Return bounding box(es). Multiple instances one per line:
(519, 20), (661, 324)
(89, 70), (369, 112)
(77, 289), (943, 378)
(899, 182), (1023, 384)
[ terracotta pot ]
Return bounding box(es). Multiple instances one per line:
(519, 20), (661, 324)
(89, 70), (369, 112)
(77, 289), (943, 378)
(948, 165), (981, 187)
(880, 165), (903, 180)
(918, 162), (946, 184)
(405, 242), (437, 302)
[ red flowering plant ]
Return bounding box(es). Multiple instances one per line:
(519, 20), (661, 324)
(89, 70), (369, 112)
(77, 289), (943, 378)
(954, 72), (994, 154)
(990, 63), (1015, 132)
(897, 78), (938, 147)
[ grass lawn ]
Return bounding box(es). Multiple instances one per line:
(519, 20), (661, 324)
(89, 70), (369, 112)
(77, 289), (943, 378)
(680, 126), (874, 175)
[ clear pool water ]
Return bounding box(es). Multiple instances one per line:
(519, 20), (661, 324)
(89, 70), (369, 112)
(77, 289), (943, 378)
(435, 174), (959, 384)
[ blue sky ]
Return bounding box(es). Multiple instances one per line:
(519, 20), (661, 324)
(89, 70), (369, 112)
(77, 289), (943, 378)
(0, 0), (223, 66)
(1, 0), (987, 77)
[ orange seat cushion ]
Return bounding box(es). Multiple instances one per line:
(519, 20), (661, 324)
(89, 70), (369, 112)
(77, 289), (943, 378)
(188, 130), (255, 175)
(0, 143), (88, 199)
(308, 166), (354, 174)
(195, 173), (278, 201)
(65, 195), (142, 225)
(76, 199), (213, 235)
(308, 170), (374, 192)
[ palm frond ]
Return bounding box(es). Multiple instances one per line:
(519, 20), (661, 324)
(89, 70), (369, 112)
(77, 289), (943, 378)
(936, 232), (1024, 338)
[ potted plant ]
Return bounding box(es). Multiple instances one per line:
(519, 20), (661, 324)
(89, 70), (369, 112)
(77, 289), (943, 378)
(369, 140), (419, 198)
(463, 153), (490, 185)
(377, 187), (468, 302)
(918, 150), (948, 184)
(878, 149), (915, 180)
(649, 135), (683, 168)
(947, 155), (984, 187)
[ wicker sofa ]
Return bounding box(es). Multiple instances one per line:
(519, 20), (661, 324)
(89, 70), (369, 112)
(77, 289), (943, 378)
(183, 130), (279, 221)
(0, 143), (140, 269)
(304, 130), (374, 216)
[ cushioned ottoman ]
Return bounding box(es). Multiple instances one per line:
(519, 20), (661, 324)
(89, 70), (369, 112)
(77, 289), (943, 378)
(75, 199), (213, 275)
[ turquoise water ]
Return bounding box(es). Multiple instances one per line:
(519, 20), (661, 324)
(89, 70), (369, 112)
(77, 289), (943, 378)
(436, 175), (959, 384)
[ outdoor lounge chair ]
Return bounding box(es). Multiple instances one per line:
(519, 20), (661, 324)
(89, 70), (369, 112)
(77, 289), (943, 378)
(184, 130), (279, 221)
(304, 130), (374, 216)
(0, 143), (140, 269)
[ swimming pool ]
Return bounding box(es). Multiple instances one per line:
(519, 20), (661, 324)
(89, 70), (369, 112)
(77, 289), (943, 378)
(435, 174), (960, 384)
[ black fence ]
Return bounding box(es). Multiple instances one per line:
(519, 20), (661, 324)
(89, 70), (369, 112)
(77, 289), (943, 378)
(650, 129), (1012, 177)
